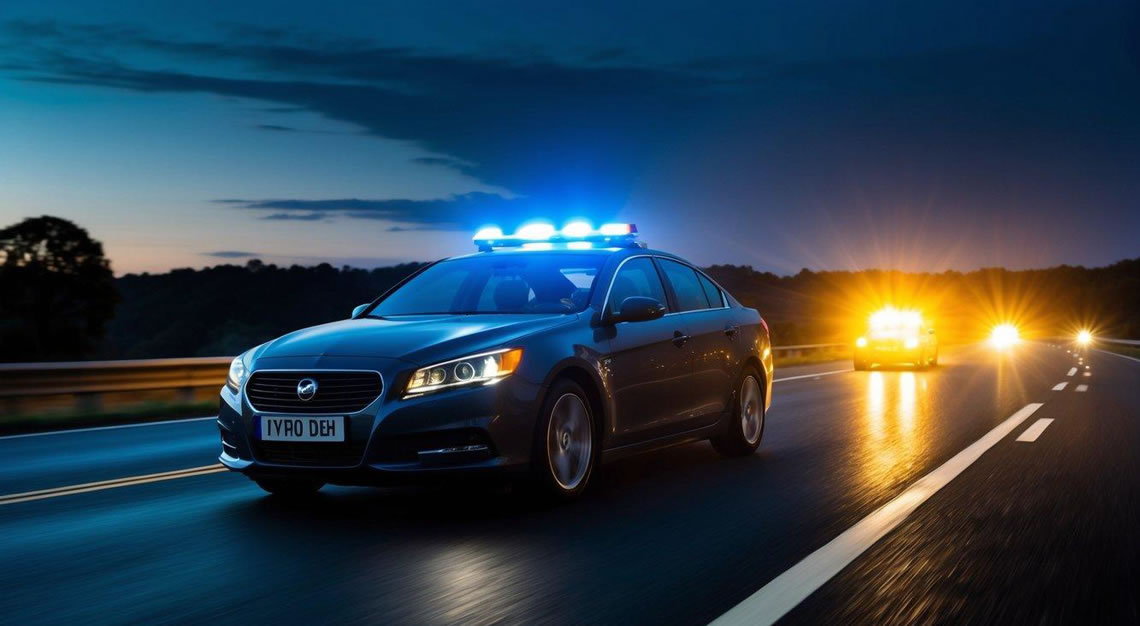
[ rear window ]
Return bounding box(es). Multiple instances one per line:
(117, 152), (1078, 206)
(658, 259), (710, 312)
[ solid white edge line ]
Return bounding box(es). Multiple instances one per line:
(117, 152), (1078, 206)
(0, 464), (225, 504)
(1096, 348), (1140, 364)
(0, 468), (229, 506)
(711, 402), (1044, 626)
(774, 369), (852, 383)
(1075, 384), (1088, 392)
(1016, 418), (1054, 442)
(1052, 382), (1068, 391)
(1067, 367), (1077, 376)
(0, 415), (218, 441)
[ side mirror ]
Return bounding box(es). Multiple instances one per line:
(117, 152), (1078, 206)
(351, 303), (370, 318)
(611, 296), (666, 324)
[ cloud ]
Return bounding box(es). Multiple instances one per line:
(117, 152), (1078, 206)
(203, 250), (258, 258)
(254, 123), (297, 132)
(258, 212), (326, 221)
(218, 192), (587, 231)
(0, 19), (727, 209)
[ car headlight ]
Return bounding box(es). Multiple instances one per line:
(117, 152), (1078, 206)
(856, 337), (868, 348)
(226, 354), (249, 392)
(406, 348), (523, 396)
(904, 337), (919, 349)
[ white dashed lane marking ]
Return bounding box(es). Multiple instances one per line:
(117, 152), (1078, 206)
(1052, 382), (1068, 391)
(1016, 418), (1054, 442)
(1076, 384), (1088, 392)
(1067, 367), (1077, 376)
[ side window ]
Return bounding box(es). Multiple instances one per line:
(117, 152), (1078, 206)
(608, 257), (668, 315)
(696, 272), (724, 308)
(658, 259), (710, 312)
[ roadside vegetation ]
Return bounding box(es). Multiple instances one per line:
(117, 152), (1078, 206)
(3, 214), (1138, 363)
(0, 401), (217, 436)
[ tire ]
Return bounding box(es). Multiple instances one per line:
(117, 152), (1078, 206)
(712, 367), (765, 457)
(529, 379), (598, 500)
(254, 477), (325, 498)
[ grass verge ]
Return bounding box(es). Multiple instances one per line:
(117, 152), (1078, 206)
(1, 401), (217, 436)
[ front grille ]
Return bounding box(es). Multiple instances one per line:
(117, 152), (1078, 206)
(246, 371), (383, 414)
(252, 439), (367, 467)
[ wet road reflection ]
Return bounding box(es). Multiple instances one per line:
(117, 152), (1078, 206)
(859, 370), (931, 490)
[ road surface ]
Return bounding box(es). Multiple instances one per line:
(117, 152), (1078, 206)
(1, 344), (1137, 624)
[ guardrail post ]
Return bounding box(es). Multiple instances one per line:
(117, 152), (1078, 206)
(176, 386), (196, 404)
(3, 397), (23, 417)
(76, 392), (103, 413)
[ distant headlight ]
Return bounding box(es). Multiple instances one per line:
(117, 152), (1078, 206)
(226, 354), (248, 392)
(406, 348), (523, 396)
(856, 337), (868, 348)
(904, 337), (919, 349)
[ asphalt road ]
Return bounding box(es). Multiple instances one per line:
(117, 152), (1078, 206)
(1, 344), (1137, 625)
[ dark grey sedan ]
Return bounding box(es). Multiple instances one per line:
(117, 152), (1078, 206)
(218, 225), (773, 499)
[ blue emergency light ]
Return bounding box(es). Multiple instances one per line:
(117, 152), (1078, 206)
(473, 222), (642, 252)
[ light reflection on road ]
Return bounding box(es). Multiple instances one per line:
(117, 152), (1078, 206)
(860, 369), (929, 489)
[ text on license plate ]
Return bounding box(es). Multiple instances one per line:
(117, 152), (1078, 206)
(260, 416), (345, 442)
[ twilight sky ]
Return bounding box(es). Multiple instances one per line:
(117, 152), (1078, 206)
(1, 0), (1137, 275)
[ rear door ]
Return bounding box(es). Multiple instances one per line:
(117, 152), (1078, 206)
(656, 258), (736, 424)
(603, 256), (693, 446)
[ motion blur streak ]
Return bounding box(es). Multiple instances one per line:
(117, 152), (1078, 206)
(713, 402), (1043, 626)
(2, 346), (1139, 624)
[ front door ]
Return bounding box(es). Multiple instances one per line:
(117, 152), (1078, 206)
(602, 257), (695, 446)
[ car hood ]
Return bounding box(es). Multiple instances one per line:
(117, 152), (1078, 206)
(255, 313), (577, 365)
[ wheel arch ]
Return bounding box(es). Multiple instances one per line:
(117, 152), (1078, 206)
(540, 358), (609, 447)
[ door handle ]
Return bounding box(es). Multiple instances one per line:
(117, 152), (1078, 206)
(724, 325), (739, 337)
(672, 331), (690, 347)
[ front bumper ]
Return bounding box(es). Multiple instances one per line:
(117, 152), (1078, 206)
(217, 365), (545, 486)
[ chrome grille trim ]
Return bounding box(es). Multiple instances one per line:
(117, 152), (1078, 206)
(243, 370), (384, 415)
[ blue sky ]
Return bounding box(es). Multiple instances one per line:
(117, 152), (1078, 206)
(1, 0), (1137, 274)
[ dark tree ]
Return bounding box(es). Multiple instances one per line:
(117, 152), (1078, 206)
(0, 216), (119, 362)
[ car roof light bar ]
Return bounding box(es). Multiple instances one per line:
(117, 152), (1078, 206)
(473, 223), (642, 251)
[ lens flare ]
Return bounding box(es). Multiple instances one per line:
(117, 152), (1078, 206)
(990, 323), (1020, 349)
(1076, 330), (1092, 346)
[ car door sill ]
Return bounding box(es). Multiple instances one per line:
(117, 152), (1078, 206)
(601, 421), (723, 464)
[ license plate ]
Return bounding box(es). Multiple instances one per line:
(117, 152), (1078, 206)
(260, 416), (345, 442)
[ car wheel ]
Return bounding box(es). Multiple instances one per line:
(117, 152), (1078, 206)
(712, 368), (765, 457)
(531, 379), (597, 500)
(253, 477), (325, 498)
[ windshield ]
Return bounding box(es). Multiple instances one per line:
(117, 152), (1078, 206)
(367, 253), (605, 316)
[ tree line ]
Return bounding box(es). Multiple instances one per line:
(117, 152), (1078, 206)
(1, 215), (1137, 361)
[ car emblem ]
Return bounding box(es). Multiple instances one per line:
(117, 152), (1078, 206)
(296, 378), (318, 401)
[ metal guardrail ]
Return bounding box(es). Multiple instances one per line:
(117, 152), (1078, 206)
(0, 343), (851, 415)
(1100, 338), (1140, 346)
(0, 357), (230, 414)
(770, 343), (848, 357)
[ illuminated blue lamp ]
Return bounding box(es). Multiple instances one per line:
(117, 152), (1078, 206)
(473, 222), (641, 251)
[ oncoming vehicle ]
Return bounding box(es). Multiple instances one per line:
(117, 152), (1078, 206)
(853, 307), (938, 370)
(217, 223), (773, 500)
